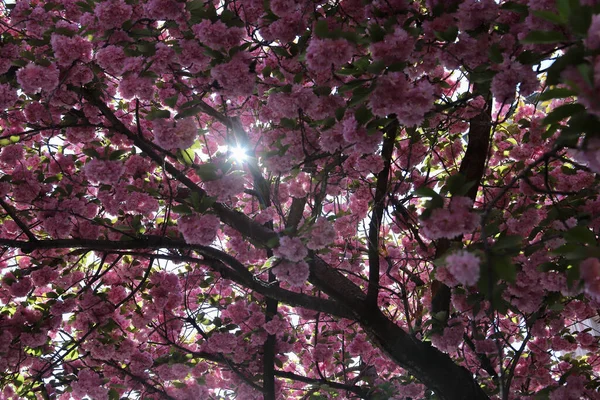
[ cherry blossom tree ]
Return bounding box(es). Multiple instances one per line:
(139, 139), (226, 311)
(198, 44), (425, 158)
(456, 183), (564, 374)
(1, 0), (600, 399)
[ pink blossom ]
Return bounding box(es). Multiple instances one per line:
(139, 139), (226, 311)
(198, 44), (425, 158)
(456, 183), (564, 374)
(0, 145), (24, 165)
(420, 196), (479, 240)
(152, 117), (198, 150)
(580, 258), (600, 302)
(144, 0), (185, 20)
(274, 236), (308, 262)
(273, 260), (310, 287)
(263, 316), (286, 335)
(43, 215), (74, 238)
(305, 218), (336, 250)
(16, 63), (60, 94)
(118, 75), (155, 100)
(50, 34), (93, 67)
(177, 214), (220, 246)
(0, 83), (17, 110)
(124, 192), (159, 214)
(71, 369), (108, 400)
(9, 276), (32, 297)
(370, 27), (413, 64)
(455, 0), (498, 31)
(445, 251), (480, 286)
(211, 54), (256, 98)
(66, 126), (96, 143)
(95, 45), (127, 75)
(491, 60), (538, 103)
(430, 318), (464, 353)
(94, 0), (132, 30)
(192, 20), (244, 50)
(305, 38), (354, 72)
(369, 74), (435, 127)
(178, 39), (210, 73)
(84, 159), (126, 185)
(204, 172), (246, 201)
(208, 332), (237, 353)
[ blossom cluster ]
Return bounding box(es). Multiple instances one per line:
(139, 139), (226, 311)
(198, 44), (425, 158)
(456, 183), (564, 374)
(420, 196), (479, 240)
(177, 213), (220, 246)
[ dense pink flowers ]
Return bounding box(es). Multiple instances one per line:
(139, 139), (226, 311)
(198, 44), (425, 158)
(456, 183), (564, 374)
(305, 219), (336, 250)
(95, 45), (128, 75)
(71, 369), (108, 400)
(211, 54), (255, 97)
(274, 236), (308, 262)
(94, 0), (132, 30)
(84, 159), (126, 185)
(491, 60), (538, 103)
(420, 196), (479, 240)
(152, 117), (198, 150)
(369, 73), (435, 127)
(177, 213), (220, 246)
(50, 34), (93, 67)
(0, 83), (17, 110)
(305, 38), (354, 72)
(16, 63), (60, 94)
(192, 20), (244, 50)
(273, 260), (310, 287)
(444, 251), (481, 287)
(144, 0), (185, 20)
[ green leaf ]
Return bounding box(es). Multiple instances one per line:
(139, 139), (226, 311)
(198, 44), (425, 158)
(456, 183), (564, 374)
(492, 255), (517, 283)
(500, 1), (529, 14)
(537, 88), (577, 101)
(145, 109), (171, 121)
(314, 20), (330, 39)
(175, 106), (202, 119)
(546, 45), (585, 85)
(367, 60), (386, 74)
(493, 235), (523, 251)
(164, 95), (179, 108)
(444, 173), (475, 196)
(354, 106), (372, 125)
(564, 225), (597, 245)
(195, 163), (220, 181)
(178, 149), (195, 166)
(261, 256), (280, 272)
(271, 46), (290, 58)
(532, 10), (566, 24)
(347, 84), (374, 108)
(434, 25), (458, 43)
(542, 103), (585, 125)
(521, 30), (566, 44)
(489, 44), (503, 64)
(172, 204), (193, 215)
(109, 149), (128, 161)
(556, 0), (570, 18)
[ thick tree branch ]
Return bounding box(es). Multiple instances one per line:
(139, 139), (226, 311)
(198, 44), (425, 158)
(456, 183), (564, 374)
(366, 121), (398, 308)
(0, 238), (352, 318)
(431, 91), (493, 322)
(275, 370), (371, 398)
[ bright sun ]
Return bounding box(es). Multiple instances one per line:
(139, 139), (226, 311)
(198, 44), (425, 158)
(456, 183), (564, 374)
(229, 146), (248, 162)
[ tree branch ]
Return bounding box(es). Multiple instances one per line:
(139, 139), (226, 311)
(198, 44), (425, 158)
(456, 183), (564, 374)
(366, 121), (398, 308)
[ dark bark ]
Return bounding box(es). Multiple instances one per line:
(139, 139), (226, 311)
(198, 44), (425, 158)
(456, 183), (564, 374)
(366, 122), (399, 308)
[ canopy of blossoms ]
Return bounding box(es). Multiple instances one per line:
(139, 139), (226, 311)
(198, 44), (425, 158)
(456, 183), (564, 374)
(1, 0), (600, 399)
